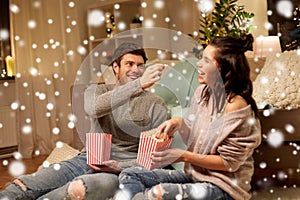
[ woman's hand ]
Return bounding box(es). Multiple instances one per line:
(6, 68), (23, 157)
(88, 160), (122, 174)
(150, 148), (185, 169)
(157, 117), (182, 140)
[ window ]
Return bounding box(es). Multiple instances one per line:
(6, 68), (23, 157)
(0, 0), (14, 80)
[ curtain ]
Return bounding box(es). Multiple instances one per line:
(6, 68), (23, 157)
(10, 0), (83, 158)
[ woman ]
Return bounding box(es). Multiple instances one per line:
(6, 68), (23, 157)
(117, 34), (261, 200)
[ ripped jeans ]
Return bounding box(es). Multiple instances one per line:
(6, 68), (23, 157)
(0, 153), (118, 200)
(118, 167), (233, 200)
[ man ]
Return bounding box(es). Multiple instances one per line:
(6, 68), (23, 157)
(0, 42), (168, 199)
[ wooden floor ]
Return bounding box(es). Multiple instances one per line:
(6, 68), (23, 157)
(0, 155), (47, 192)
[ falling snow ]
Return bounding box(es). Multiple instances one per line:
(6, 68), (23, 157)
(267, 129), (284, 148)
(8, 161), (26, 177)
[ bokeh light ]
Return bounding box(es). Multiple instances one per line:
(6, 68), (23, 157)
(22, 125), (32, 135)
(10, 4), (20, 13)
(87, 9), (105, 27)
(197, 0), (215, 14)
(0, 29), (9, 40)
(276, 0), (293, 18)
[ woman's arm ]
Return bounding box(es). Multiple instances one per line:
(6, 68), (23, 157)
(151, 149), (228, 171)
(181, 151), (228, 171)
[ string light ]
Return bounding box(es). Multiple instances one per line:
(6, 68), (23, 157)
(105, 12), (115, 38)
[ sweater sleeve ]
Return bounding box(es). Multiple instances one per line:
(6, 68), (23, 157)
(217, 114), (261, 172)
(84, 79), (143, 118)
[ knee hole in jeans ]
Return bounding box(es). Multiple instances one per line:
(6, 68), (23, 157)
(13, 179), (27, 191)
(67, 179), (85, 200)
(148, 184), (164, 200)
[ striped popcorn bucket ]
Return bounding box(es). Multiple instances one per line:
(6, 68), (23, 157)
(137, 129), (172, 170)
(86, 133), (112, 165)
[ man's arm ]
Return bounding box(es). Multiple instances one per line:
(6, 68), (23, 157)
(84, 79), (143, 118)
(84, 63), (165, 118)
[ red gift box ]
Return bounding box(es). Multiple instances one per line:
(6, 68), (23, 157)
(137, 129), (172, 170)
(86, 133), (112, 165)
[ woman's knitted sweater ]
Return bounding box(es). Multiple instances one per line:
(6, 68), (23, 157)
(182, 85), (261, 200)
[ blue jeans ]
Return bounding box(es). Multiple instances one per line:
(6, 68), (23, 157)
(118, 167), (233, 200)
(0, 153), (119, 200)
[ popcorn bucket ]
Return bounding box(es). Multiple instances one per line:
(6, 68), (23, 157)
(137, 129), (172, 170)
(86, 133), (112, 165)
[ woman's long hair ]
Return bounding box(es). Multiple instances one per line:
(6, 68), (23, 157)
(208, 34), (259, 116)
